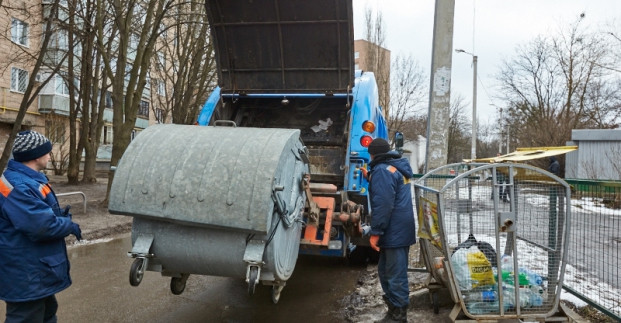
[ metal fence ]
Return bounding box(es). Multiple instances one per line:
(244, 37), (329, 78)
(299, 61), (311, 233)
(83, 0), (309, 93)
(562, 179), (621, 320)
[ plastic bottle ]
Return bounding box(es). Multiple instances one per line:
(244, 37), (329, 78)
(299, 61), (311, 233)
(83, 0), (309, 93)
(518, 287), (534, 308)
(519, 267), (543, 286)
(529, 284), (544, 295)
(528, 284), (544, 306)
(502, 285), (532, 309)
(529, 292), (543, 306)
(467, 301), (500, 314)
(498, 270), (530, 286)
(500, 255), (514, 272)
(463, 290), (497, 302)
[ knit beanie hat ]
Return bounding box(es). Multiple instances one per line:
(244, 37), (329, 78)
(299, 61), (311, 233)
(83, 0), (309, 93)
(12, 130), (53, 162)
(368, 138), (390, 155)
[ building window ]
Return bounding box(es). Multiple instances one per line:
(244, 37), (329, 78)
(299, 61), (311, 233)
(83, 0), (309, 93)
(355, 64), (359, 70)
(43, 0), (68, 6)
(354, 51), (360, 59)
(57, 28), (68, 50)
(55, 73), (70, 95)
(11, 67), (28, 93)
(102, 125), (113, 144)
(157, 52), (166, 70)
(11, 18), (29, 47)
(157, 79), (165, 95)
(138, 100), (149, 118)
(105, 91), (112, 108)
(45, 24), (68, 50)
(159, 23), (167, 39)
(155, 108), (165, 123)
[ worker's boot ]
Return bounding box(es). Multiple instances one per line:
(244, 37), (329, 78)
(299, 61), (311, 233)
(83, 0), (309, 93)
(390, 306), (408, 322)
(379, 295), (398, 323)
(382, 295), (395, 313)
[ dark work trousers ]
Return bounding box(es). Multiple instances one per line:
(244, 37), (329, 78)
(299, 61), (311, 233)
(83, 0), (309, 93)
(5, 295), (58, 323)
(378, 246), (410, 308)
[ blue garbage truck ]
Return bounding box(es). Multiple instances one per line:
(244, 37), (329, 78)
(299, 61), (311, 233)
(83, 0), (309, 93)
(108, 0), (396, 302)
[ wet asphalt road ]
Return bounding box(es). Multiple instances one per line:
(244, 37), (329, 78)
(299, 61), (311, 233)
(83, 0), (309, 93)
(0, 234), (362, 322)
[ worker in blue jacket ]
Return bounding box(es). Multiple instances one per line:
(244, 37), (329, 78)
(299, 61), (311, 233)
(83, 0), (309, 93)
(362, 138), (416, 322)
(0, 130), (81, 323)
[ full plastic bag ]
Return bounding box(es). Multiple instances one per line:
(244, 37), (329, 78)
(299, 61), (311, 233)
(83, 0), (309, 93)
(451, 245), (496, 290)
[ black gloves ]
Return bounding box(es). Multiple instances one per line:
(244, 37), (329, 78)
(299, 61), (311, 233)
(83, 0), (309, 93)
(63, 205), (72, 219)
(71, 223), (82, 241)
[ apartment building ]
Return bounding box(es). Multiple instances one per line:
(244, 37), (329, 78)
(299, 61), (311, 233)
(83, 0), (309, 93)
(0, 0), (167, 162)
(354, 39), (391, 120)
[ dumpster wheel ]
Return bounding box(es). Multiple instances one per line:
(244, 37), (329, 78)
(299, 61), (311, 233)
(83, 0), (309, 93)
(129, 258), (145, 286)
(247, 266), (259, 296)
(171, 274), (189, 295)
(271, 285), (284, 304)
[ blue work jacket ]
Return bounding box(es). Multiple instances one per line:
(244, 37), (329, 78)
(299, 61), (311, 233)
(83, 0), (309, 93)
(0, 160), (72, 302)
(368, 152), (416, 248)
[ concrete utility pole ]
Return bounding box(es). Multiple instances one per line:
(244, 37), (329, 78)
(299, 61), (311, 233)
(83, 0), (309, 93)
(471, 55), (477, 159)
(455, 49), (477, 160)
(425, 0), (456, 172)
(498, 108), (503, 154)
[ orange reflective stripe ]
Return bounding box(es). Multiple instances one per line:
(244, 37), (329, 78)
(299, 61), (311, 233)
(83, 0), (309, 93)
(39, 184), (51, 198)
(386, 165), (397, 173)
(0, 176), (12, 197)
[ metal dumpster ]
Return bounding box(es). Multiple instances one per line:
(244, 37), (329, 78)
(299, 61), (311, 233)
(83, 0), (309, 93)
(109, 124), (309, 303)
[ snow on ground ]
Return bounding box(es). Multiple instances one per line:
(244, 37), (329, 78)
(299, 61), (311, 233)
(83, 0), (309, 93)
(68, 237), (114, 248)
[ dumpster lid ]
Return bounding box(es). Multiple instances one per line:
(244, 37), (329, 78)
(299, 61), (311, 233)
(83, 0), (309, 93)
(465, 146), (578, 163)
(205, 0), (354, 95)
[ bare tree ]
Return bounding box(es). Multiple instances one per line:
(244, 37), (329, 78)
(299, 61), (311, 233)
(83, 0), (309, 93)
(60, 0), (87, 183)
(399, 115), (427, 144)
(605, 146), (621, 179)
(362, 8), (390, 120)
(599, 21), (621, 74)
(447, 95), (470, 163)
(476, 123), (500, 159)
(64, 0), (118, 184)
(387, 54), (426, 137)
(150, 0), (216, 125)
(496, 16), (621, 155)
(402, 96), (470, 164)
(45, 113), (69, 175)
(95, 0), (174, 200)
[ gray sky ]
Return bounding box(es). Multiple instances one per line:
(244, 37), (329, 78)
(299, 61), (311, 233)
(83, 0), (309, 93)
(353, 0), (620, 127)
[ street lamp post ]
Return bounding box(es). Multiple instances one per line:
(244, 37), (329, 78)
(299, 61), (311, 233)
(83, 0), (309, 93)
(455, 49), (477, 160)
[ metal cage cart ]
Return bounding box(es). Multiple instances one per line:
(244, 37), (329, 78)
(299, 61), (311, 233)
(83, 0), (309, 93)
(414, 162), (571, 322)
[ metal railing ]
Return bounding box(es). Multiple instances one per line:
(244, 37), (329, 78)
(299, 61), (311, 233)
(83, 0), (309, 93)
(562, 179), (621, 321)
(56, 191), (87, 213)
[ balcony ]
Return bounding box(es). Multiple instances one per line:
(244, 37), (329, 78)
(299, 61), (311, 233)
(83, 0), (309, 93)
(42, 1), (70, 22)
(38, 94), (70, 116)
